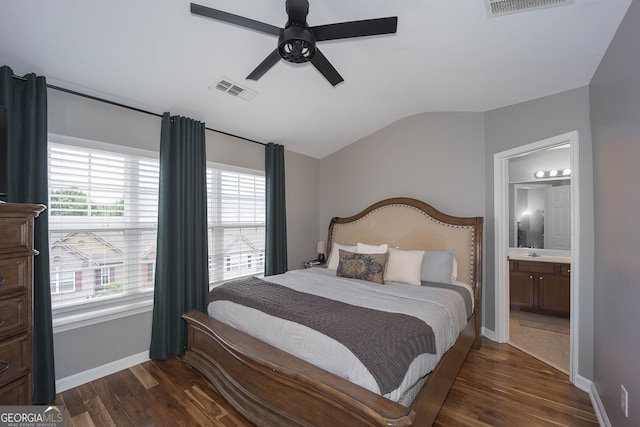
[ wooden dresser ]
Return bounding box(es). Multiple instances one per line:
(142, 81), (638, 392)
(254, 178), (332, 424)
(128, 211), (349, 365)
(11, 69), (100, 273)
(0, 203), (46, 404)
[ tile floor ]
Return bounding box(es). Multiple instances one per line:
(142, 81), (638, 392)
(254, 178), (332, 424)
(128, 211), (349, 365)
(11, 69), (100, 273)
(509, 309), (570, 374)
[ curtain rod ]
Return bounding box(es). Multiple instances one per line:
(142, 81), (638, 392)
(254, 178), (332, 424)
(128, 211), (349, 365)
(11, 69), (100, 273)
(11, 74), (266, 147)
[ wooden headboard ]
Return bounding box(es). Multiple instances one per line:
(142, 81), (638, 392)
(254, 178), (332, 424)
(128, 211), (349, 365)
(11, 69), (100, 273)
(327, 197), (483, 304)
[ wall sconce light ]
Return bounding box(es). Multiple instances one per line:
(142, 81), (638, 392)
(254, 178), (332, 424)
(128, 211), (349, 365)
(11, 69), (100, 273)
(534, 168), (571, 179)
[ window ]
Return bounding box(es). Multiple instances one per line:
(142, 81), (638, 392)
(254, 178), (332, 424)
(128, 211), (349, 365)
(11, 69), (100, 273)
(207, 167), (265, 284)
(48, 136), (159, 311)
(98, 267), (111, 286)
(48, 134), (266, 329)
(51, 266), (74, 294)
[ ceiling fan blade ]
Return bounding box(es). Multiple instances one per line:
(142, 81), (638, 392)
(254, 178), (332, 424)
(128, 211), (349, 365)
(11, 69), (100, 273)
(246, 49), (281, 81)
(191, 3), (281, 36)
(312, 17), (398, 42)
(310, 49), (343, 86)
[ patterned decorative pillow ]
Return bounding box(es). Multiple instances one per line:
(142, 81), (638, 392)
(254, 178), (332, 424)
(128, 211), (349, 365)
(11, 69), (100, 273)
(336, 249), (388, 284)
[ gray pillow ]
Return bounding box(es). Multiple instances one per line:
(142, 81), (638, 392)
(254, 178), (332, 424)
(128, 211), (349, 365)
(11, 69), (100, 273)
(420, 250), (454, 284)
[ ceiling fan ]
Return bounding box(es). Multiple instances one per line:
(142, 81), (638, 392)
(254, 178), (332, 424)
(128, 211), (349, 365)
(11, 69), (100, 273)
(190, 1), (398, 86)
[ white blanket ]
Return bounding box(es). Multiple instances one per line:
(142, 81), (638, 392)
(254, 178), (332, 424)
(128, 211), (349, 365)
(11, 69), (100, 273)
(208, 267), (471, 402)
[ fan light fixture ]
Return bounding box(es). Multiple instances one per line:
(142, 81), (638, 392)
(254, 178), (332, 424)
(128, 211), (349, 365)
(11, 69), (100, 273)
(534, 168), (571, 179)
(278, 26), (316, 63)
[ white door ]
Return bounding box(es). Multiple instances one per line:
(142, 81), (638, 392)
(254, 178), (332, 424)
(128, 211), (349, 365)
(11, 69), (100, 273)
(544, 185), (571, 250)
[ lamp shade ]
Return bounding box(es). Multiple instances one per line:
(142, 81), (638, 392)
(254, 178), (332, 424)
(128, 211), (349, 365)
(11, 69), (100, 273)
(316, 241), (326, 254)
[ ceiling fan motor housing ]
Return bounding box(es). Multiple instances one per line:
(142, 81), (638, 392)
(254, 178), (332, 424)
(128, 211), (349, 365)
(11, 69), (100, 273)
(278, 25), (316, 63)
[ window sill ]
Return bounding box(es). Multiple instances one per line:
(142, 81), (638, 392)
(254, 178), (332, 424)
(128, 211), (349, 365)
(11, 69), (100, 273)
(52, 272), (266, 333)
(52, 291), (154, 334)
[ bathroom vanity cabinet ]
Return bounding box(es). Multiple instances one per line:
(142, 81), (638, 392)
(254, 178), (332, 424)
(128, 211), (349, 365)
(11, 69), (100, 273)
(509, 259), (570, 317)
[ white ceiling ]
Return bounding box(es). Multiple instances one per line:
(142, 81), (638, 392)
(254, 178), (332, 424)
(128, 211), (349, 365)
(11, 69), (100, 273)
(0, 0), (632, 158)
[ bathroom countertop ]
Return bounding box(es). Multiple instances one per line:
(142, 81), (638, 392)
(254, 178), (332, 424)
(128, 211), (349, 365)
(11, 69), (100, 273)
(507, 249), (571, 264)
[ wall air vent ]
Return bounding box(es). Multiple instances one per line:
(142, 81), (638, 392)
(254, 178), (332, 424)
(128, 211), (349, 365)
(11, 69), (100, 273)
(209, 78), (257, 101)
(485, 0), (574, 17)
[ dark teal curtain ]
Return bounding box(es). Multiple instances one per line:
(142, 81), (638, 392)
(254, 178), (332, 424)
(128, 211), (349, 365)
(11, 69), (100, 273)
(0, 65), (55, 403)
(150, 113), (209, 359)
(264, 142), (287, 276)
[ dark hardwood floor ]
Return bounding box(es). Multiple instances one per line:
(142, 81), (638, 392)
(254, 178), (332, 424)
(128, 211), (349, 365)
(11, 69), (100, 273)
(55, 338), (598, 426)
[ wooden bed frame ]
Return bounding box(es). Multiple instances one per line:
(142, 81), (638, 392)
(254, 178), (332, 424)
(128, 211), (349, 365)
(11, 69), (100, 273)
(182, 197), (483, 426)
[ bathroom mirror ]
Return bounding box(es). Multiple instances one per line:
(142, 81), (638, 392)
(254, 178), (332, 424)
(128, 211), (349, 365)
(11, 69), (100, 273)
(512, 183), (547, 248)
(508, 145), (571, 250)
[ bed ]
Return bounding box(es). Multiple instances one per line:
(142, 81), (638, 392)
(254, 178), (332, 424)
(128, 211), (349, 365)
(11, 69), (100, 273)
(182, 197), (483, 426)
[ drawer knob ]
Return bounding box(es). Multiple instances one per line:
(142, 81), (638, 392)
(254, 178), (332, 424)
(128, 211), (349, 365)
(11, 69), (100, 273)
(0, 317), (4, 327)
(0, 360), (9, 375)
(0, 274), (5, 286)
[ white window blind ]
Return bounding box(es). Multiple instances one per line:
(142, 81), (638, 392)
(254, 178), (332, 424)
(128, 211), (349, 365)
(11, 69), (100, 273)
(207, 167), (265, 284)
(48, 140), (159, 308)
(47, 135), (266, 325)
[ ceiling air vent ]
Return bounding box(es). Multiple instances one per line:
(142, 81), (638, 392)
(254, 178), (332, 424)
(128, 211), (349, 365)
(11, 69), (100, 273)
(209, 78), (257, 101)
(485, 0), (574, 17)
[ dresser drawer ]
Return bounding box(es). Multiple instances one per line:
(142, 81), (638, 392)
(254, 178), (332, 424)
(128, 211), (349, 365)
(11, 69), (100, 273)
(0, 257), (30, 297)
(0, 295), (29, 341)
(0, 376), (30, 405)
(0, 334), (30, 388)
(0, 217), (33, 254)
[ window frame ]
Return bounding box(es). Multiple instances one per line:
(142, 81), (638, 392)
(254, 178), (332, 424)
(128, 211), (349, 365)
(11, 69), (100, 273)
(49, 134), (159, 333)
(205, 161), (266, 287)
(48, 134), (266, 332)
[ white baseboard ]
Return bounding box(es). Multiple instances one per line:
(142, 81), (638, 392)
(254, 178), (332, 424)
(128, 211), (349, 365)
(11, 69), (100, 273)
(574, 373), (592, 393)
(56, 351), (150, 393)
(590, 382), (610, 427)
(481, 326), (497, 341)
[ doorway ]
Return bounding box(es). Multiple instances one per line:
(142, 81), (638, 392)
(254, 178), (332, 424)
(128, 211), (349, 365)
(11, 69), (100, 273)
(493, 131), (580, 384)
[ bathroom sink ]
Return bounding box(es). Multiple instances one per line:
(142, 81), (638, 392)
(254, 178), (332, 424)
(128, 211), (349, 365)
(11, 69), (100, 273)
(507, 251), (571, 264)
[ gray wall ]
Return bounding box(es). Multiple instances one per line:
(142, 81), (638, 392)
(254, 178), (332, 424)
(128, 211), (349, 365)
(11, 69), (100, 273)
(319, 112), (486, 239)
(484, 87), (595, 380)
(590, 1), (640, 424)
(319, 102), (595, 382)
(48, 89), (319, 379)
(285, 149), (321, 268)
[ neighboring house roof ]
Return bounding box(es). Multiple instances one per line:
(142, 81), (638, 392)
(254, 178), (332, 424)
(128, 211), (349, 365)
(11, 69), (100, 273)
(141, 247), (156, 262)
(223, 233), (262, 254)
(50, 231), (124, 266)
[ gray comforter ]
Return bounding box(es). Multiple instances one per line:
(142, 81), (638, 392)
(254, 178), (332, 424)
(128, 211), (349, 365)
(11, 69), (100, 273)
(207, 267), (471, 402)
(208, 276), (436, 394)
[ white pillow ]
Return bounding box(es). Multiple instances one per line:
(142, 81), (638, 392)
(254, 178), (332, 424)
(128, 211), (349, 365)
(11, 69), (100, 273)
(385, 248), (425, 286)
(452, 256), (458, 282)
(356, 242), (389, 254)
(327, 242), (357, 270)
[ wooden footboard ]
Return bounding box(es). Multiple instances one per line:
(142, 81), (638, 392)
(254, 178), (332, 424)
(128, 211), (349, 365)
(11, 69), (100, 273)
(409, 314), (476, 424)
(182, 309), (416, 427)
(182, 309), (477, 426)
